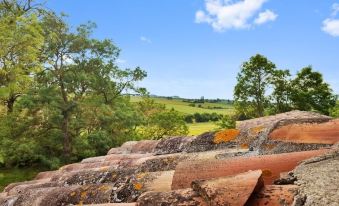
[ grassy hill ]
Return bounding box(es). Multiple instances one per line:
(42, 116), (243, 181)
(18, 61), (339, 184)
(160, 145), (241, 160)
(130, 96), (234, 115)
(130, 96), (235, 135)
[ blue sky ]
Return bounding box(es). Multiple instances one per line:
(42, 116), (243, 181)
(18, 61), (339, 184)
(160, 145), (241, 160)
(45, 0), (339, 99)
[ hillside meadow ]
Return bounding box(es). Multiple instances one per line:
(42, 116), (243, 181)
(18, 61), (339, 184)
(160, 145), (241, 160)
(130, 96), (235, 135)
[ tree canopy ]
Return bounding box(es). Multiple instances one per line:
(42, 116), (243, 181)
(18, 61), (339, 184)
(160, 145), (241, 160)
(0, 0), (188, 168)
(234, 54), (337, 118)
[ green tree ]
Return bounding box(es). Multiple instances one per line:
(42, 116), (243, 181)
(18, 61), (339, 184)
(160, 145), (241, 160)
(269, 69), (292, 113)
(217, 114), (236, 129)
(136, 98), (188, 140)
(234, 54), (276, 117)
(0, 0), (44, 113)
(34, 13), (146, 160)
(290, 66), (336, 115)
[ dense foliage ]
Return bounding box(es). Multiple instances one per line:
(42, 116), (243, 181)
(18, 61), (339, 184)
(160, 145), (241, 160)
(234, 54), (337, 118)
(0, 0), (188, 169)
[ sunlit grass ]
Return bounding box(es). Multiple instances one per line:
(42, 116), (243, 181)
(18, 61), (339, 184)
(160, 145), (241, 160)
(130, 96), (234, 115)
(188, 122), (219, 136)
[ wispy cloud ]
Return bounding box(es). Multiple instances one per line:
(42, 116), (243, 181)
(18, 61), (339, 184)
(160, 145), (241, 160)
(140, 36), (152, 43)
(254, 9), (278, 25)
(322, 3), (339, 37)
(195, 0), (277, 32)
(116, 58), (127, 64)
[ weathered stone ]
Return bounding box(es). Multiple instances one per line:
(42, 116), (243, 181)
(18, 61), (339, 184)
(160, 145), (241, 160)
(246, 185), (298, 206)
(0, 195), (18, 206)
(237, 110), (332, 150)
(137, 153), (189, 173)
(273, 172), (297, 185)
(172, 149), (329, 189)
(293, 149), (339, 206)
(269, 120), (339, 144)
(258, 140), (332, 155)
(4, 178), (51, 194)
(83, 204), (137, 206)
(137, 189), (207, 206)
(191, 170), (263, 206)
(184, 132), (236, 153)
(108, 141), (138, 155)
(34, 170), (61, 180)
(154, 136), (195, 155)
(56, 167), (137, 186)
(6, 181), (58, 196)
(130, 140), (158, 154)
(12, 184), (113, 206)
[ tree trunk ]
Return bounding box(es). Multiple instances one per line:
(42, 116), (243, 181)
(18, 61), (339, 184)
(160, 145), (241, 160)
(62, 111), (71, 161)
(6, 96), (15, 114)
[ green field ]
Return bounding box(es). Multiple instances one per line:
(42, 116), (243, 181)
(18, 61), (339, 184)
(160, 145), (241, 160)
(130, 96), (234, 115)
(131, 96), (233, 135)
(188, 122), (219, 135)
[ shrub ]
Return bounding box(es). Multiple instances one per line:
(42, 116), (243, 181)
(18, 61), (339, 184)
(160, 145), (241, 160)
(217, 115), (236, 129)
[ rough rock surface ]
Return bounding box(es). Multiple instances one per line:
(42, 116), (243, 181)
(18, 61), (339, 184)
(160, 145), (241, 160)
(269, 119), (339, 144)
(236, 110), (332, 151)
(1, 111), (338, 206)
(191, 170), (263, 206)
(246, 185), (298, 206)
(184, 132), (237, 153)
(137, 189), (207, 206)
(292, 149), (339, 206)
(172, 149), (329, 189)
(154, 136), (195, 155)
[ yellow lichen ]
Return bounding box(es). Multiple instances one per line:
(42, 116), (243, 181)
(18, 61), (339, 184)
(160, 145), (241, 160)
(134, 183), (143, 190)
(99, 185), (110, 192)
(213, 129), (240, 144)
(70, 191), (76, 197)
(80, 191), (87, 199)
(250, 125), (265, 135)
(136, 172), (146, 179)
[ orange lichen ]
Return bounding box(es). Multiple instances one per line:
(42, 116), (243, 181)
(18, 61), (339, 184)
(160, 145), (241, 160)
(213, 129), (240, 144)
(134, 183), (143, 190)
(240, 144), (249, 149)
(250, 126), (265, 135)
(262, 169), (273, 177)
(263, 144), (275, 150)
(80, 191), (87, 199)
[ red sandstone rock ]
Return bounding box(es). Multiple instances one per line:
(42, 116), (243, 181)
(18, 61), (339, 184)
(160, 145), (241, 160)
(83, 204), (137, 206)
(130, 140), (158, 153)
(137, 189), (207, 206)
(269, 120), (339, 144)
(10, 184), (113, 206)
(34, 170), (61, 180)
(107, 141), (138, 155)
(191, 170), (263, 206)
(246, 185), (298, 206)
(172, 149), (329, 189)
(4, 178), (51, 194)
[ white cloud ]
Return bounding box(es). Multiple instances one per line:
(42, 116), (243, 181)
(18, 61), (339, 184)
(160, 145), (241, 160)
(322, 18), (339, 37)
(331, 3), (339, 17)
(195, 0), (276, 32)
(140, 36), (152, 43)
(322, 3), (339, 37)
(254, 9), (277, 25)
